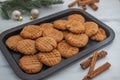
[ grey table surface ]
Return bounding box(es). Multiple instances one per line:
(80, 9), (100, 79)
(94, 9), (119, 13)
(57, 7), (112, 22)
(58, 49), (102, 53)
(0, 0), (120, 80)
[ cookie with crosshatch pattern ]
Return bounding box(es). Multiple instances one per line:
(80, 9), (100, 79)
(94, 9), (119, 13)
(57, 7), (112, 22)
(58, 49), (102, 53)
(84, 21), (99, 37)
(57, 40), (79, 58)
(19, 55), (43, 74)
(17, 39), (37, 55)
(68, 14), (85, 23)
(53, 20), (68, 30)
(6, 35), (23, 51)
(39, 23), (53, 31)
(35, 37), (57, 52)
(43, 28), (63, 42)
(66, 20), (85, 34)
(20, 25), (42, 39)
(91, 28), (107, 41)
(65, 33), (88, 47)
(37, 49), (61, 67)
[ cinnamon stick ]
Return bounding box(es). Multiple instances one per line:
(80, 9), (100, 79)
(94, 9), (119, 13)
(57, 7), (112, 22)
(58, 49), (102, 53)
(83, 62), (111, 80)
(90, 62), (111, 79)
(89, 3), (98, 10)
(80, 0), (99, 6)
(80, 51), (107, 69)
(87, 51), (98, 77)
(77, 0), (81, 7)
(68, 0), (79, 7)
(80, 0), (87, 10)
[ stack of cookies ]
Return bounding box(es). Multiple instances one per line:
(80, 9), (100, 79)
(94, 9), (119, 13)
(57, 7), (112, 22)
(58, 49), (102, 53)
(5, 14), (107, 74)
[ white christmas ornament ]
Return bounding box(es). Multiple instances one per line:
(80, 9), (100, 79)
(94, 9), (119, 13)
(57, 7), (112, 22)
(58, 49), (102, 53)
(30, 9), (40, 20)
(11, 10), (23, 21)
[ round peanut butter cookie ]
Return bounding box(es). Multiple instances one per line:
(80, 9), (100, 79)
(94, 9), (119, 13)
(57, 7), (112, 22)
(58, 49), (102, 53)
(66, 20), (85, 34)
(68, 14), (85, 23)
(6, 35), (23, 51)
(37, 49), (61, 67)
(35, 37), (57, 52)
(17, 39), (37, 55)
(91, 28), (107, 41)
(20, 25), (42, 39)
(43, 28), (63, 42)
(65, 33), (89, 47)
(84, 22), (99, 37)
(39, 23), (53, 31)
(57, 40), (79, 58)
(19, 55), (43, 74)
(53, 20), (68, 30)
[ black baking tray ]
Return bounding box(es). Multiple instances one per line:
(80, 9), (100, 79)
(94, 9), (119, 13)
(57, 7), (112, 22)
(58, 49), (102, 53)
(0, 9), (115, 80)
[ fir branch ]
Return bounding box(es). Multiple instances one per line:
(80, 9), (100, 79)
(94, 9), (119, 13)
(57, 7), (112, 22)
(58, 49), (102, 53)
(0, 0), (63, 19)
(1, 7), (9, 19)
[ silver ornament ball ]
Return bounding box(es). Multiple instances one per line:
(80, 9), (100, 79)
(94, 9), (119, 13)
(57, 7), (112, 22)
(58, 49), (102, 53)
(11, 10), (22, 21)
(30, 9), (40, 19)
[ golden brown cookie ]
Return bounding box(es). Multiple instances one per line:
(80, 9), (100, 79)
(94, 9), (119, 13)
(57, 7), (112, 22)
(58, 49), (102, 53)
(35, 37), (57, 52)
(19, 55), (43, 74)
(68, 14), (85, 23)
(57, 40), (79, 58)
(53, 20), (68, 30)
(37, 49), (61, 67)
(39, 23), (53, 31)
(84, 22), (99, 37)
(17, 39), (37, 55)
(65, 33), (88, 47)
(6, 35), (23, 51)
(91, 28), (107, 41)
(66, 20), (85, 34)
(43, 28), (63, 42)
(20, 25), (42, 39)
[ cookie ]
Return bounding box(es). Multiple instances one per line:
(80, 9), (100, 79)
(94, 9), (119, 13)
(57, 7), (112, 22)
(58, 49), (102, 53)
(19, 55), (43, 74)
(39, 23), (53, 31)
(53, 20), (68, 30)
(20, 25), (42, 39)
(84, 22), (99, 37)
(43, 28), (63, 42)
(6, 35), (23, 51)
(17, 39), (37, 55)
(66, 20), (85, 34)
(35, 37), (57, 52)
(91, 28), (107, 41)
(68, 14), (85, 23)
(57, 40), (79, 58)
(37, 49), (61, 66)
(65, 33), (88, 47)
